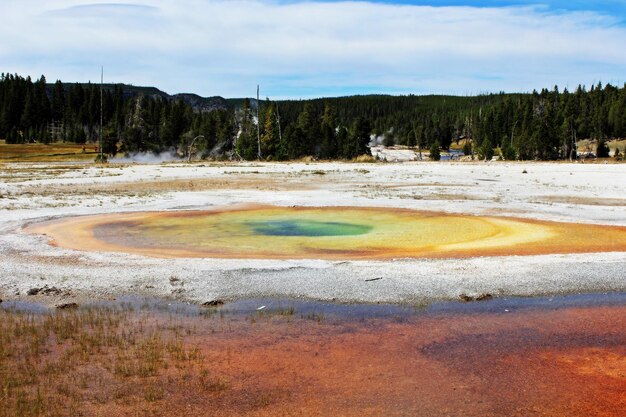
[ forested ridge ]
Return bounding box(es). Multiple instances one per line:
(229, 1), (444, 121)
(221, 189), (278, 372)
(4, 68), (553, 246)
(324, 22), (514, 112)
(1, 72), (624, 160)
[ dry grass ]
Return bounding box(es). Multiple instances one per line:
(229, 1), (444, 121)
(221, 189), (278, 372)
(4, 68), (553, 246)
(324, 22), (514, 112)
(21, 176), (315, 196)
(536, 195), (626, 207)
(0, 306), (216, 417)
(609, 139), (626, 156)
(576, 138), (626, 158)
(404, 192), (485, 201)
(0, 141), (98, 162)
(354, 154), (377, 163)
(0, 164), (86, 181)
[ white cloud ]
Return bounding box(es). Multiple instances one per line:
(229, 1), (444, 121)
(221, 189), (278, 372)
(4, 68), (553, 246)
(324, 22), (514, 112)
(1, 0), (625, 98)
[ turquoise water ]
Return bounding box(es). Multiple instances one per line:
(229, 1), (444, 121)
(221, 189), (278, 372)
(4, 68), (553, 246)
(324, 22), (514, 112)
(247, 219), (372, 237)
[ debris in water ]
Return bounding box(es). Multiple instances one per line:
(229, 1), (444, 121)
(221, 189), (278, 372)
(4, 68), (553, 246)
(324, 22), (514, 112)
(27, 288), (41, 296)
(56, 303), (79, 310)
(459, 293), (493, 302)
(27, 286), (65, 296)
(202, 300), (225, 307)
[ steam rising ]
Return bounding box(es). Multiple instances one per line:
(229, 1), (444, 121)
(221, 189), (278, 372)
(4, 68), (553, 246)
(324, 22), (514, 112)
(110, 150), (182, 164)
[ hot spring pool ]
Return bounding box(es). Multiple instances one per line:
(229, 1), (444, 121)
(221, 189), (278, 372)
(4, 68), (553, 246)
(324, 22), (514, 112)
(25, 205), (626, 259)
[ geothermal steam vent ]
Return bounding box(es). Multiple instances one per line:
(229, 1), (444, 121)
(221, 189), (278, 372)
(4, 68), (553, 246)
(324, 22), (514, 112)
(26, 205), (626, 259)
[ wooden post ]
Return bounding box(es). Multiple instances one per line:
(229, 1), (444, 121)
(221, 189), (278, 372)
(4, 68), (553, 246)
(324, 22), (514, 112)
(256, 85), (261, 160)
(99, 66), (103, 162)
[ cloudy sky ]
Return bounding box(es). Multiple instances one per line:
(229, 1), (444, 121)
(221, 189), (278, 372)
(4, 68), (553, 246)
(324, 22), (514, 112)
(2, 0), (625, 98)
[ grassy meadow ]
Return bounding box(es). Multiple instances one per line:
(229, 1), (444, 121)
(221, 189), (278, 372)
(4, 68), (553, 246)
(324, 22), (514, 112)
(0, 141), (99, 162)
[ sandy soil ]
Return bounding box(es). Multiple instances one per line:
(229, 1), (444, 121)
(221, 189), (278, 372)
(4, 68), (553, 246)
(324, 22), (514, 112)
(1, 160), (625, 305)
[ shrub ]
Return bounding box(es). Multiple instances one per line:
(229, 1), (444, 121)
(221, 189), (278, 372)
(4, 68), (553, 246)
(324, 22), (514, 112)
(429, 141), (441, 161)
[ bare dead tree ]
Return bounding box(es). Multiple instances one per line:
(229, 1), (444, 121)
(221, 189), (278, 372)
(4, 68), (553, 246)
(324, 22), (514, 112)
(276, 101), (283, 145)
(187, 135), (204, 162)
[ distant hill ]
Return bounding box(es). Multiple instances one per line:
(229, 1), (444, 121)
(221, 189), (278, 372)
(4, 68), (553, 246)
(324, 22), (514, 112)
(45, 82), (229, 113)
(170, 93), (229, 113)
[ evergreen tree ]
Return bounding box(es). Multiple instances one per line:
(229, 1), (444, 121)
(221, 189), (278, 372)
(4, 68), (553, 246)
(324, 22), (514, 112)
(276, 124), (293, 161)
(260, 102), (279, 159)
(161, 100), (189, 149)
(20, 90), (36, 131)
(478, 138), (494, 160)
(34, 76), (50, 125)
(407, 125), (417, 148)
(319, 104), (337, 158)
(102, 126), (119, 156)
(501, 136), (516, 160)
(346, 117), (371, 158)
(429, 141), (441, 161)
(462, 140), (472, 156)
(596, 137), (610, 158)
(294, 103), (317, 157)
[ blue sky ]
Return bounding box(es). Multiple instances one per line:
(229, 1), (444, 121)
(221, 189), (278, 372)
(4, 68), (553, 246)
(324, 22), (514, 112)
(312, 1), (626, 17)
(2, 1), (625, 98)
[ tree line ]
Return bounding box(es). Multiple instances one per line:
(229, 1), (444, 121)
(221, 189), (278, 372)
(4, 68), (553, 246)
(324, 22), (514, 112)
(1, 72), (624, 160)
(0, 73), (235, 158)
